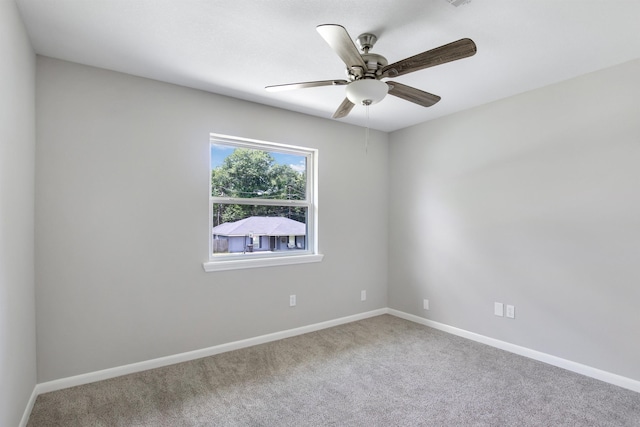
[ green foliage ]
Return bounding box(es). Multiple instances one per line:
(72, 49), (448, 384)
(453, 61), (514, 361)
(211, 148), (306, 226)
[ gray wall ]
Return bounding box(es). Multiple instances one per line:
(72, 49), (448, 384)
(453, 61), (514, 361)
(0, 1), (37, 425)
(388, 59), (640, 381)
(35, 57), (389, 382)
(19, 26), (640, 398)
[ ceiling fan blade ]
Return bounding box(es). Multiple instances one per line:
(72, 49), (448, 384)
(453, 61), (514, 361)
(333, 97), (355, 119)
(317, 24), (367, 69)
(266, 79), (349, 92)
(382, 38), (477, 77)
(386, 81), (441, 107)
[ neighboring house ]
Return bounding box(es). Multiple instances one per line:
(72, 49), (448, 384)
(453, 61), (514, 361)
(212, 216), (306, 253)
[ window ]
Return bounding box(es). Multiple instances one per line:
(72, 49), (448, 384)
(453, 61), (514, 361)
(203, 134), (323, 272)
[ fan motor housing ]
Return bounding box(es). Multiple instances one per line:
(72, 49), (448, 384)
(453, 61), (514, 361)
(347, 52), (388, 81)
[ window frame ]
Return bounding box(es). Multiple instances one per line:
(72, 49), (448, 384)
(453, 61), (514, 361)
(203, 133), (323, 272)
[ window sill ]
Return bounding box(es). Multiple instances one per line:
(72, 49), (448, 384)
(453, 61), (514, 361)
(203, 253), (324, 272)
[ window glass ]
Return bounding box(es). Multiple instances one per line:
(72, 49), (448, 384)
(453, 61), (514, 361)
(211, 204), (308, 255)
(211, 144), (307, 201)
(208, 134), (317, 265)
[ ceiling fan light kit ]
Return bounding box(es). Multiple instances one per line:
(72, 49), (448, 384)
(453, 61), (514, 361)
(266, 24), (476, 119)
(346, 79), (389, 106)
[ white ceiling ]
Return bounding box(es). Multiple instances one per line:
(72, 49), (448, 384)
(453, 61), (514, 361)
(15, 0), (640, 132)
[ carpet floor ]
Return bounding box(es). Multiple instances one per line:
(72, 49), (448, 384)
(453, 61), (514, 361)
(27, 315), (640, 426)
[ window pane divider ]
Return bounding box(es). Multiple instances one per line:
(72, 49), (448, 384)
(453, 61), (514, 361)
(211, 197), (309, 207)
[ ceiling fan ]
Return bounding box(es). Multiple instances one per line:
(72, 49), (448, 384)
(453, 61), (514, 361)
(266, 24), (477, 119)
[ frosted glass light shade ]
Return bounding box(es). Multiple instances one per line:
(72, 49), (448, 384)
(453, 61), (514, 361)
(346, 79), (388, 106)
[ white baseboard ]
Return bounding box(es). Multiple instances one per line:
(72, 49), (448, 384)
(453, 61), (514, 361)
(36, 308), (387, 395)
(19, 386), (39, 427)
(23, 306), (639, 425)
(388, 308), (640, 394)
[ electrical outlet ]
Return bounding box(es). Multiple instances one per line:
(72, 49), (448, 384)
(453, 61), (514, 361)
(289, 294), (296, 307)
(506, 305), (515, 319)
(494, 302), (504, 317)
(423, 299), (429, 310)
(361, 290), (366, 301)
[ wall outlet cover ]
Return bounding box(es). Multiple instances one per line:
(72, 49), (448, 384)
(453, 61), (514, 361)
(494, 302), (504, 316)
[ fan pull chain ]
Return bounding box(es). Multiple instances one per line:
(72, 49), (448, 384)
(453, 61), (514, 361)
(364, 103), (370, 154)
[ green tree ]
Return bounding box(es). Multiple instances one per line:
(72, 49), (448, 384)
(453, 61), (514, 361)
(211, 148), (306, 226)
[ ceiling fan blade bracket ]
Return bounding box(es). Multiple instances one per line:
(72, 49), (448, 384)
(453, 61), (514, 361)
(348, 66), (365, 80)
(379, 68), (398, 78)
(265, 79), (349, 92)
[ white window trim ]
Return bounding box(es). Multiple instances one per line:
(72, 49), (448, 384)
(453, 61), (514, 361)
(203, 133), (323, 272)
(203, 253), (324, 272)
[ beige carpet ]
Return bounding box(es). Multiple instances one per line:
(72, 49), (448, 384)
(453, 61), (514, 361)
(28, 315), (640, 426)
